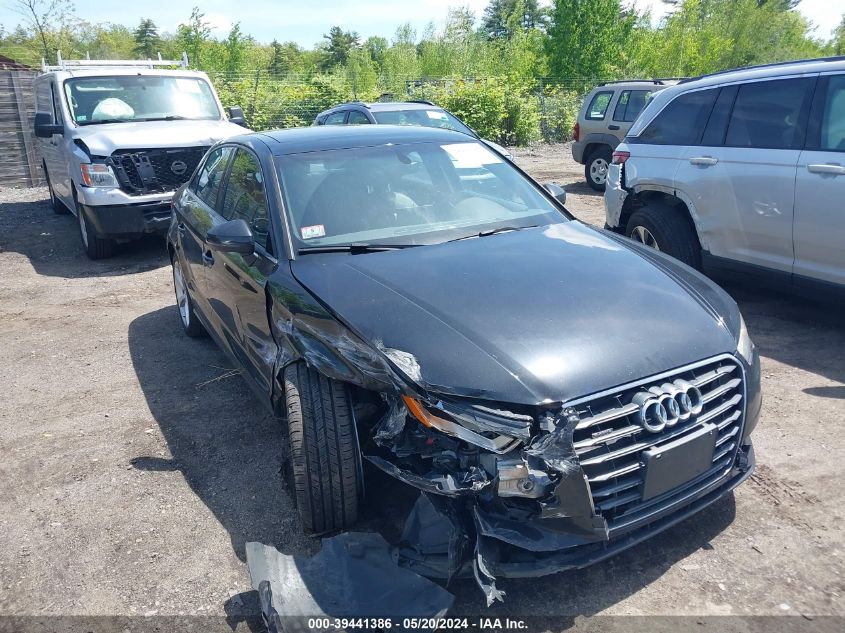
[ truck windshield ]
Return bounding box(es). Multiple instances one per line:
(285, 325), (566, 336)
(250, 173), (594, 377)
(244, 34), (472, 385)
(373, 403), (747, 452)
(64, 75), (220, 125)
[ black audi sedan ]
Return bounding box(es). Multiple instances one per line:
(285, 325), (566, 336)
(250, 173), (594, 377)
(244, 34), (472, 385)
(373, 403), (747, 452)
(167, 125), (760, 598)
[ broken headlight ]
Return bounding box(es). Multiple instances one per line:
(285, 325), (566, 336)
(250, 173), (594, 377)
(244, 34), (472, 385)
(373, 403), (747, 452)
(80, 162), (119, 188)
(401, 396), (528, 454)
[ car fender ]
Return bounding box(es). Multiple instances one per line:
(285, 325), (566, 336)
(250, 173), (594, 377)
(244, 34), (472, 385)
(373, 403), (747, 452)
(582, 133), (619, 153)
(622, 182), (709, 252)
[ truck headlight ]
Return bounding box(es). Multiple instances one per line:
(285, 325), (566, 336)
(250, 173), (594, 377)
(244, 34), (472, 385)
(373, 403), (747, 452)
(80, 163), (119, 188)
(737, 314), (755, 364)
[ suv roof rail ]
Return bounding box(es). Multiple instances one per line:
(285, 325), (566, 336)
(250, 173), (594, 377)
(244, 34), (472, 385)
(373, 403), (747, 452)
(407, 99), (436, 106)
(42, 50), (190, 72)
(678, 55), (845, 84)
(596, 78), (677, 87)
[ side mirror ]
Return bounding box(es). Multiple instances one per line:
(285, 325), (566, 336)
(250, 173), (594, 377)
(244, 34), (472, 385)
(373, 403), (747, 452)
(228, 106), (246, 127)
(207, 219), (255, 254)
(544, 182), (567, 206)
(34, 111), (63, 138)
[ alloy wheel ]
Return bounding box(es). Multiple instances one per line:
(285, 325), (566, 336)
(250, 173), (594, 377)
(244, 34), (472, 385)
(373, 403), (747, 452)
(630, 225), (661, 250)
(590, 157), (609, 185)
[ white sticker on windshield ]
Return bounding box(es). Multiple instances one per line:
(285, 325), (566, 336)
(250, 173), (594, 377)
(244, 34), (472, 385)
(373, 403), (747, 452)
(425, 110), (447, 120)
(175, 78), (201, 93)
(300, 224), (326, 239)
(443, 142), (502, 168)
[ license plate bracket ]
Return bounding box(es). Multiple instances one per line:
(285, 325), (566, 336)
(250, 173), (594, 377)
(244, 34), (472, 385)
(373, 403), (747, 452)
(641, 423), (718, 501)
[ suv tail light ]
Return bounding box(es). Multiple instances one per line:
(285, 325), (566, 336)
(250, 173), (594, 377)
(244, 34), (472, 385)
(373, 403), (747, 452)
(612, 150), (630, 165)
(573, 122), (580, 142)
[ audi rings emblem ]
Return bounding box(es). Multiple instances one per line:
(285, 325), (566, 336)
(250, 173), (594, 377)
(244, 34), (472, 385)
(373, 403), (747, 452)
(170, 160), (188, 175)
(632, 380), (703, 433)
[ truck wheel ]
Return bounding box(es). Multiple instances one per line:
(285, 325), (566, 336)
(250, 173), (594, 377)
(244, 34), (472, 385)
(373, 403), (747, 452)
(171, 256), (206, 338)
(75, 190), (114, 260)
(626, 204), (701, 269)
(44, 165), (69, 215)
(585, 147), (612, 192)
(284, 363), (361, 534)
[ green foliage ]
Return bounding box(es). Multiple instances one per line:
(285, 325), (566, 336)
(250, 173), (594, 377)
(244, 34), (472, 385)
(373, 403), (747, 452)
(177, 7), (211, 68)
(133, 19), (160, 59)
(483, 0), (545, 39)
(320, 26), (360, 70)
(539, 85), (581, 141)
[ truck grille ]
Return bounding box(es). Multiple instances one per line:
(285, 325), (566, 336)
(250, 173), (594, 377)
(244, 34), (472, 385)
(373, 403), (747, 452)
(570, 355), (745, 534)
(109, 147), (208, 196)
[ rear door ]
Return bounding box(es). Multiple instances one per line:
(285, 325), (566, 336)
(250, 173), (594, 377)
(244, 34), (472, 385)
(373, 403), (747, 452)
(611, 89), (653, 140)
(204, 146), (277, 392)
(674, 77), (815, 273)
(793, 72), (845, 287)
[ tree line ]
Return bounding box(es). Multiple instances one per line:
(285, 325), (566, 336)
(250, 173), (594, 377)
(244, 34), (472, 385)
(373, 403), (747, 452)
(2, 0), (843, 144)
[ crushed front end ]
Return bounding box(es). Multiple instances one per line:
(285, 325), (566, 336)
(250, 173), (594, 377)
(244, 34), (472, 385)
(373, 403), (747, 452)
(360, 353), (759, 603)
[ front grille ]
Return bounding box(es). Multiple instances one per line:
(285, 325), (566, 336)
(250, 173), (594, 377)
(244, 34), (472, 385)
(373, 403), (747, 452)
(109, 147), (208, 195)
(570, 355), (745, 533)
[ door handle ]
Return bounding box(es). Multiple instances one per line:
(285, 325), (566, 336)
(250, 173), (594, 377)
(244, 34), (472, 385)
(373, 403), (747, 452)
(177, 223), (187, 235)
(608, 124), (620, 130)
(689, 156), (718, 166)
(202, 250), (214, 266)
(807, 163), (845, 175)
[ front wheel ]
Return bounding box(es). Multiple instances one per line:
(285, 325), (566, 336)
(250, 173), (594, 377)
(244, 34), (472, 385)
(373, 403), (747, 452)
(625, 204), (701, 269)
(585, 147), (612, 192)
(284, 363), (361, 534)
(75, 191), (114, 260)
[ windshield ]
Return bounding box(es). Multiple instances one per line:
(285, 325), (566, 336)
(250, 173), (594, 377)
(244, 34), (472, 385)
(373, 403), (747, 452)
(277, 140), (566, 249)
(372, 109), (475, 136)
(64, 75), (220, 125)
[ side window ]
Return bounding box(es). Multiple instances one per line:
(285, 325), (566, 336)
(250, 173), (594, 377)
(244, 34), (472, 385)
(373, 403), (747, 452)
(35, 81), (56, 120)
(613, 90), (652, 123)
(347, 110), (370, 125)
(222, 149), (273, 255)
(586, 91), (613, 120)
(725, 78), (814, 150)
(194, 146), (233, 209)
(324, 111), (346, 125)
(701, 85), (738, 146)
(820, 75), (845, 152)
(639, 88), (718, 145)
(51, 82), (64, 124)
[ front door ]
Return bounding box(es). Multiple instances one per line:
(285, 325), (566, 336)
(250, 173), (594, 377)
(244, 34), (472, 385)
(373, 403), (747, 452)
(205, 147), (277, 393)
(793, 73), (845, 287)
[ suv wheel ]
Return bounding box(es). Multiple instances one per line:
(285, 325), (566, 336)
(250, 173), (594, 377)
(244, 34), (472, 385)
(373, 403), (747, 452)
(75, 189), (114, 260)
(284, 363), (361, 534)
(585, 147), (612, 192)
(172, 256), (206, 337)
(44, 165), (69, 215)
(626, 204), (701, 269)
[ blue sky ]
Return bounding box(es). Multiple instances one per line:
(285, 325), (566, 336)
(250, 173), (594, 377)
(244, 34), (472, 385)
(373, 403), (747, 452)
(1, 0), (840, 46)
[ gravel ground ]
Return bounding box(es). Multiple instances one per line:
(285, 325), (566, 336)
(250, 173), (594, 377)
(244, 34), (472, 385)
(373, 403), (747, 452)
(0, 144), (843, 630)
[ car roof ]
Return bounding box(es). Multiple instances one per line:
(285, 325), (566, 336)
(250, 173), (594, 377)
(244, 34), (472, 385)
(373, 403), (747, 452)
(592, 81), (673, 91)
(676, 56), (845, 90)
(319, 101), (443, 116)
(255, 124), (475, 155)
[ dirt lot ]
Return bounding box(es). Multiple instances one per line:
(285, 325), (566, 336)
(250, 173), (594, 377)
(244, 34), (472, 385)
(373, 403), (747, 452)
(1, 143), (843, 630)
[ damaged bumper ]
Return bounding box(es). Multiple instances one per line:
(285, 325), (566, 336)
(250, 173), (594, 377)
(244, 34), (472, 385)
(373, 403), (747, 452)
(364, 354), (757, 602)
(604, 162), (627, 229)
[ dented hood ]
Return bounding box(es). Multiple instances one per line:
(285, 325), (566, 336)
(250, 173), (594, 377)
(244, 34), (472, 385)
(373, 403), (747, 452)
(290, 222), (738, 405)
(73, 119), (246, 156)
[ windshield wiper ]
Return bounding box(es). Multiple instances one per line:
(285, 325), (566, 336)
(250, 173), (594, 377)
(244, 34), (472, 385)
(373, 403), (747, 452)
(138, 115), (189, 121)
(446, 225), (537, 243)
(297, 243), (420, 255)
(78, 119), (130, 126)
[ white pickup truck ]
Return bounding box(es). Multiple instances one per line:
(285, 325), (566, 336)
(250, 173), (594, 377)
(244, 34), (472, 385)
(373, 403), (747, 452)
(34, 54), (247, 259)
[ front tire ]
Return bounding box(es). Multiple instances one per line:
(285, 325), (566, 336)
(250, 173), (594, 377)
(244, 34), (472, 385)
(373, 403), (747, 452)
(585, 147), (612, 192)
(626, 203), (701, 269)
(75, 190), (114, 260)
(284, 363), (361, 534)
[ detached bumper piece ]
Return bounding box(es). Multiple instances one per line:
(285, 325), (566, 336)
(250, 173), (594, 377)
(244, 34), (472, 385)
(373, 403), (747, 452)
(82, 201), (171, 239)
(245, 534), (453, 632)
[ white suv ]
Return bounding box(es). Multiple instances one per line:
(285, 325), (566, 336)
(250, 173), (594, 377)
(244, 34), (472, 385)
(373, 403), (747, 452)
(605, 56), (845, 292)
(34, 55), (247, 259)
